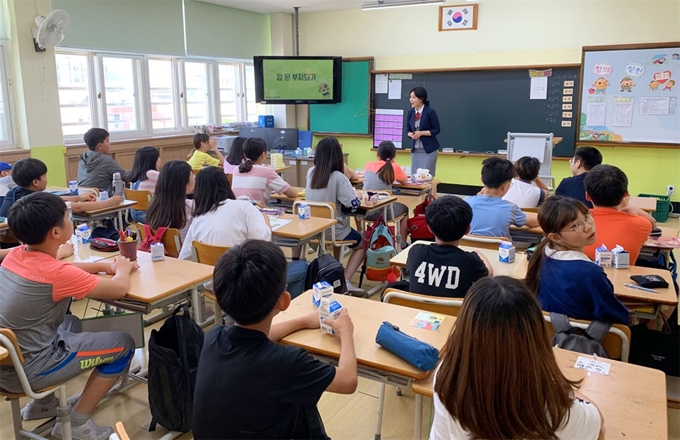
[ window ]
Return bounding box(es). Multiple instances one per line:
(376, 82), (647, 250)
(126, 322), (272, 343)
(0, 42), (15, 148)
(148, 59), (177, 131)
(55, 49), (261, 142)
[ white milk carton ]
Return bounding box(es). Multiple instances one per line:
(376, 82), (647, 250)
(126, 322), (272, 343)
(298, 202), (311, 219)
(312, 281), (334, 307)
(319, 296), (343, 335)
(498, 242), (516, 263)
(75, 224), (91, 244)
(611, 245), (629, 269)
(595, 244), (612, 268)
(151, 242), (165, 262)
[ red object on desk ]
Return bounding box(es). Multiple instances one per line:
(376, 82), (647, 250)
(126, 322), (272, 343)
(644, 236), (680, 249)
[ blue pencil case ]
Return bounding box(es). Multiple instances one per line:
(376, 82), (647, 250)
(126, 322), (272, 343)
(375, 322), (439, 371)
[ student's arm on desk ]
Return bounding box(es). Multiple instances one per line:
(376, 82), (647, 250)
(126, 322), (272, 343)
(282, 186), (299, 199)
(620, 205), (657, 228)
(474, 250), (494, 276)
(70, 196), (123, 214)
(0, 243), (73, 260)
(573, 391), (606, 436)
(524, 211), (540, 228)
(74, 257), (136, 300)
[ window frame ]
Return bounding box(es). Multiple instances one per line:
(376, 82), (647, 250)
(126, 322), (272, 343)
(0, 40), (17, 149)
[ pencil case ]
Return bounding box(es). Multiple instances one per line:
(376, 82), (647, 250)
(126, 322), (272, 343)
(375, 322), (439, 371)
(630, 274), (669, 288)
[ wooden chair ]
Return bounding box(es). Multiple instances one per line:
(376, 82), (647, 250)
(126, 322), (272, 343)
(0, 328), (73, 440)
(226, 173), (233, 186)
(138, 226), (182, 258)
(109, 421), (130, 440)
(460, 234), (510, 250)
(382, 288), (464, 316)
(293, 200), (357, 255)
(522, 206), (539, 213)
(123, 188), (151, 223)
(542, 313), (632, 362)
(192, 241), (230, 325)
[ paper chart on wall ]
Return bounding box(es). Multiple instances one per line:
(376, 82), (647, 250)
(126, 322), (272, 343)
(388, 79), (402, 100)
(375, 74), (388, 94)
(587, 102), (607, 126)
(529, 77), (548, 100)
(611, 98), (634, 127)
(374, 108), (404, 149)
(640, 96), (670, 115)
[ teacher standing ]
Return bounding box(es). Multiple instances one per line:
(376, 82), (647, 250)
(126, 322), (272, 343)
(406, 87), (440, 177)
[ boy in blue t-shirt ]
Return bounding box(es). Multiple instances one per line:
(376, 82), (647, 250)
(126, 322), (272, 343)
(465, 157), (539, 238)
(555, 146), (603, 208)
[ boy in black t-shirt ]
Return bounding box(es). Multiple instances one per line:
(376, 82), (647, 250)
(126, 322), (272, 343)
(406, 196), (492, 298)
(193, 240), (357, 440)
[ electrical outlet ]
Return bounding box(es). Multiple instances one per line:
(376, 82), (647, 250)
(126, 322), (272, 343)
(668, 185), (675, 196)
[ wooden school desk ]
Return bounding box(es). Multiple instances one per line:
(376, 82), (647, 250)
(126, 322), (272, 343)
(0, 221), (8, 233)
(410, 347), (667, 440)
(95, 251), (214, 326)
(628, 196), (657, 212)
(65, 241), (120, 263)
(271, 213), (337, 249)
(392, 179), (440, 197)
(71, 200), (137, 230)
(275, 291), (455, 439)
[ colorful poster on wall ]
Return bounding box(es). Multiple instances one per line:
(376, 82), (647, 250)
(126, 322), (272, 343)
(579, 45), (680, 144)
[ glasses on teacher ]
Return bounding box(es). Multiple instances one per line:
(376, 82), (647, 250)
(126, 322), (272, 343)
(561, 213), (595, 233)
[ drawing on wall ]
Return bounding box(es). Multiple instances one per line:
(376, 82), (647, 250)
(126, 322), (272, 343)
(579, 45), (680, 144)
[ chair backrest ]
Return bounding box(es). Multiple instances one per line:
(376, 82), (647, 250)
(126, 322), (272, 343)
(113, 422), (131, 440)
(460, 234), (510, 250)
(542, 313), (631, 361)
(226, 173), (233, 186)
(191, 241), (229, 266)
(293, 200), (336, 220)
(0, 328), (23, 366)
(522, 206), (539, 213)
(124, 188), (152, 211)
(382, 288), (464, 317)
(161, 228), (182, 258)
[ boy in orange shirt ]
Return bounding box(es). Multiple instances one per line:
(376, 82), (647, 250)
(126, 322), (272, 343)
(583, 164), (655, 263)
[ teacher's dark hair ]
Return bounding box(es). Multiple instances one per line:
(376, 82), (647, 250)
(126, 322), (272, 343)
(410, 86), (430, 106)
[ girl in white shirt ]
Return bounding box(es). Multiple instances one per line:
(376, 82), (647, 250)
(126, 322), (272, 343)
(431, 276), (603, 440)
(502, 156), (549, 208)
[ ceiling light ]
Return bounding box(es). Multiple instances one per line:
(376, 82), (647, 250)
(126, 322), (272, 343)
(362, 0), (445, 11)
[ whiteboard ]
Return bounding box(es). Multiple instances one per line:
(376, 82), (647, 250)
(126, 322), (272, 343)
(578, 43), (680, 146)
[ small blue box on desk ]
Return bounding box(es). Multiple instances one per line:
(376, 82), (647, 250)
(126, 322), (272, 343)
(258, 115), (274, 128)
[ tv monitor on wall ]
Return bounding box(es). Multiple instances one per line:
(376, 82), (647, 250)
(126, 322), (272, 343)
(253, 56), (342, 104)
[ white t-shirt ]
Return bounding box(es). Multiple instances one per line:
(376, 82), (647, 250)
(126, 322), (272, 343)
(502, 178), (545, 208)
(430, 376), (601, 439)
(178, 199), (271, 260)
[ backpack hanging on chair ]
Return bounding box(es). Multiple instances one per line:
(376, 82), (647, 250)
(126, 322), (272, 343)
(550, 312), (611, 358)
(138, 224), (169, 253)
(407, 195), (435, 240)
(363, 214), (400, 282)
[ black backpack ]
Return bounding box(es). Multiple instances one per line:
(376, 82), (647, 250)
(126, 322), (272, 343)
(550, 312), (611, 358)
(304, 248), (347, 294)
(147, 305), (204, 433)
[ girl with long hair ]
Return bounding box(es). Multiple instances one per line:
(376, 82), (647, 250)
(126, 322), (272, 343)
(231, 137), (298, 204)
(432, 276), (603, 439)
(363, 141), (409, 247)
(128, 146), (160, 222)
(305, 137), (365, 294)
(223, 136), (247, 175)
(146, 160), (195, 242)
(178, 167), (308, 297)
(524, 196), (629, 324)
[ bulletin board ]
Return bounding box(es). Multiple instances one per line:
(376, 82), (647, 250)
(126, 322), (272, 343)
(578, 42), (680, 147)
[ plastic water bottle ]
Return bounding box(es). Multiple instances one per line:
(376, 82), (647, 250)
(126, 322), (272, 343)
(295, 147), (302, 158)
(112, 172), (124, 198)
(65, 201), (72, 220)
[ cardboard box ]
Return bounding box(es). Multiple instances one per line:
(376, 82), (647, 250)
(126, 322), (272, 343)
(498, 242), (516, 263)
(595, 246), (613, 268)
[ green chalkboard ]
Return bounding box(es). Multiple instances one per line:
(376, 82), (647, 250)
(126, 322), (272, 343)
(309, 59), (372, 135)
(373, 66), (581, 157)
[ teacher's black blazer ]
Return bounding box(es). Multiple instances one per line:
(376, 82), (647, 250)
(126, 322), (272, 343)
(406, 105), (441, 154)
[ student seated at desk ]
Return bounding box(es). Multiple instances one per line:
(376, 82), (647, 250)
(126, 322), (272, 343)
(192, 240), (357, 439)
(0, 192), (137, 440)
(146, 160), (195, 243)
(0, 158), (122, 218)
(431, 276), (603, 439)
(222, 136), (247, 175)
(305, 137), (366, 294)
(78, 128), (130, 194)
(363, 141), (410, 247)
(178, 167), (308, 298)
(502, 156), (549, 208)
(525, 196), (629, 325)
(128, 146), (161, 223)
(583, 164), (654, 264)
(555, 146), (603, 208)
(0, 161), (16, 206)
(0, 241), (73, 261)
(231, 137), (298, 205)
(465, 157), (538, 238)
(187, 134), (225, 171)
(405, 196), (491, 298)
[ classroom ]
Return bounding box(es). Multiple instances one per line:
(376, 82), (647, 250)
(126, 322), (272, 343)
(0, 0), (679, 439)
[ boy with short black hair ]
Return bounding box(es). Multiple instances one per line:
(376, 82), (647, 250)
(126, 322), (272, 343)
(0, 192), (137, 439)
(555, 146), (603, 207)
(583, 164), (654, 263)
(78, 128), (130, 193)
(406, 196), (492, 298)
(502, 156), (549, 208)
(187, 133), (225, 171)
(465, 157), (538, 238)
(0, 157), (122, 217)
(193, 240), (357, 439)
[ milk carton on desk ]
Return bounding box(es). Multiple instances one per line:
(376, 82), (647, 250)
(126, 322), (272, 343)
(611, 245), (629, 269)
(498, 242), (515, 263)
(595, 244), (612, 267)
(312, 281), (334, 306)
(319, 296), (343, 335)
